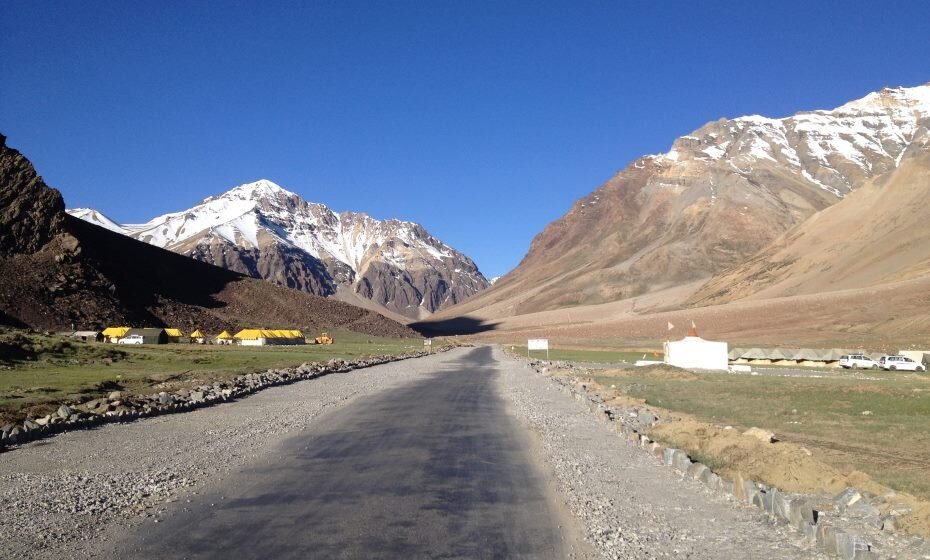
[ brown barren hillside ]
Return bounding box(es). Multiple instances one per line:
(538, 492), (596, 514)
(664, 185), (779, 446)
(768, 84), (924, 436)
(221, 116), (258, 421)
(690, 138), (930, 306)
(426, 84), (930, 346)
(444, 85), (930, 320)
(0, 134), (415, 338)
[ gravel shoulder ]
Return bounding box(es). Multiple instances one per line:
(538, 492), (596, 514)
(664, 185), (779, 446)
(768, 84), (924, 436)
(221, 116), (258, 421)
(3, 345), (833, 560)
(492, 346), (829, 559)
(0, 349), (465, 559)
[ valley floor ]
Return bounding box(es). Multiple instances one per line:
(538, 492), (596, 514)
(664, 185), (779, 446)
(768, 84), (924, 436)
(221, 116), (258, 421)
(0, 347), (831, 559)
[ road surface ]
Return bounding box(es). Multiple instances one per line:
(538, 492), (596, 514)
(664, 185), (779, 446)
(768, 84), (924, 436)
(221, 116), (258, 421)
(113, 347), (580, 558)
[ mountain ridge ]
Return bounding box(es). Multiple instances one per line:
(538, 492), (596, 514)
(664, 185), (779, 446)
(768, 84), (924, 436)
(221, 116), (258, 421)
(0, 134), (416, 337)
(434, 81), (930, 323)
(69, 179), (489, 320)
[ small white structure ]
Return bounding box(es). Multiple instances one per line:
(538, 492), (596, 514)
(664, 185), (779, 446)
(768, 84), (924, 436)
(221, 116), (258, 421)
(664, 332), (728, 371)
(527, 338), (549, 360)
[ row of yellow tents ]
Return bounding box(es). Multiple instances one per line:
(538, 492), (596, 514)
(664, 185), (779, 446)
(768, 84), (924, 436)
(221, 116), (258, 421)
(100, 327), (305, 344)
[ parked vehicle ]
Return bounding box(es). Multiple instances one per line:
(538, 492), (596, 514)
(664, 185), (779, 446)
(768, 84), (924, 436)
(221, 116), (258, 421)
(878, 355), (926, 372)
(117, 335), (144, 345)
(839, 354), (878, 369)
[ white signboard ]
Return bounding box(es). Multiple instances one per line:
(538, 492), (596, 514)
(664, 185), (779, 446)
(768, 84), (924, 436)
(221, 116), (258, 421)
(423, 339), (432, 346)
(527, 339), (549, 350)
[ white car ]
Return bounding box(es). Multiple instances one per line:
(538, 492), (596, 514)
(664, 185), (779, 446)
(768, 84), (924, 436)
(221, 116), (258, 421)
(878, 355), (926, 372)
(117, 335), (144, 345)
(839, 354), (878, 369)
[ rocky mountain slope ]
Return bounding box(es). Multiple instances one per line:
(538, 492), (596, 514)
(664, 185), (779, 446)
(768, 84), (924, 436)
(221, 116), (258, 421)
(690, 135), (930, 306)
(0, 134), (416, 338)
(437, 82), (930, 320)
(70, 180), (488, 320)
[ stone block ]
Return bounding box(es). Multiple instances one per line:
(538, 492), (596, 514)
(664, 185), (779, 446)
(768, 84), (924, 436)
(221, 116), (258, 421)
(772, 491), (792, 524)
(699, 468), (717, 486)
(688, 463), (709, 480)
(672, 450), (692, 473)
(800, 521), (817, 542)
(833, 529), (860, 559)
(834, 487), (862, 509)
(732, 474), (747, 501)
(817, 525), (838, 553)
(742, 479), (761, 504)
(663, 448), (677, 466)
(788, 498), (816, 528)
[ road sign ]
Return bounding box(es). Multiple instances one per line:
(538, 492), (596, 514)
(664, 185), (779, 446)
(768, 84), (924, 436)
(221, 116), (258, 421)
(424, 338), (432, 353)
(527, 338), (549, 360)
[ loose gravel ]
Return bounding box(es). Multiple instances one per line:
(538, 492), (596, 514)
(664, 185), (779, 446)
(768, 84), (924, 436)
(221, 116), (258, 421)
(0, 350), (460, 559)
(2, 346), (844, 559)
(492, 347), (830, 559)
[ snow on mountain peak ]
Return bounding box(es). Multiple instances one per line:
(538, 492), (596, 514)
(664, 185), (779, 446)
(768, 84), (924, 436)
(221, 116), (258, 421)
(832, 82), (930, 116)
(66, 208), (125, 233)
(205, 179), (297, 204)
(645, 81), (930, 198)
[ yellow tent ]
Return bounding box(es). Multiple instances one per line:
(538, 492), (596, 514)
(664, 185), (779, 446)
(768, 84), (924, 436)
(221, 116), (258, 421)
(233, 329), (262, 340)
(102, 327), (130, 341)
(215, 330), (234, 345)
(233, 329), (305, 345)
(190, 329), (204, 339)
(165, 328), (184, 338)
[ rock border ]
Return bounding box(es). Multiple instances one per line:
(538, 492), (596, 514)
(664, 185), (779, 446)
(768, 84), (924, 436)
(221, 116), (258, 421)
(0, 348), (450, 453)
(527, 360), (930, 560)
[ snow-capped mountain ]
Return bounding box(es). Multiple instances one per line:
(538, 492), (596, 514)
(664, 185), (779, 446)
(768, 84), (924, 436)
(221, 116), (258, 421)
(444, 82), (930, 318)
(67, 208), (125, 233)
(69, 180), (489, 319)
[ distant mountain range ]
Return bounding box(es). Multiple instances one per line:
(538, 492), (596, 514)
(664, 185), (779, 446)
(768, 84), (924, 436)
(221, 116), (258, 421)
(437, 82), (930, 326)
(70, 180), (489, 321)
(0, 135), (416, 337)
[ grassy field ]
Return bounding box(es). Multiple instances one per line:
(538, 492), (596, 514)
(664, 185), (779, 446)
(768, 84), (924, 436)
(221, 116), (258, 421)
(0, 329), (427, 422)
(508, 345), (663, 364)
(586, 368), (930, 500)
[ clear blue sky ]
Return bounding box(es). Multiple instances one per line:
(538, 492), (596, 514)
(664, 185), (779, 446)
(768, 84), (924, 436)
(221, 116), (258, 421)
(2, 2), (929, 278)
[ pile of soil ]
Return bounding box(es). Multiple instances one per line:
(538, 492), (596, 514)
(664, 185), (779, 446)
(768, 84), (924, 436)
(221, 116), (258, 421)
(575, 373), (930, 537)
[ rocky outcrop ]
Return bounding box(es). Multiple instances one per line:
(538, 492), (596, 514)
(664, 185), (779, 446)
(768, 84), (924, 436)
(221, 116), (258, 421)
(0, 134), (66, 256)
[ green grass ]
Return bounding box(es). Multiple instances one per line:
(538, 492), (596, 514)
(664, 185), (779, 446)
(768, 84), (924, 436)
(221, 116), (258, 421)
(508, 345), (663, 364)
(587, 369), (930, 499)
(0, 329), (428, 421)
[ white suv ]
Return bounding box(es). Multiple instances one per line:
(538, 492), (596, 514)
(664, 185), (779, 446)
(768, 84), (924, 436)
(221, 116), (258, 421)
(878, 355), (926, 372)
(839, 354), (878, 369)
(117, 335), (144, 345)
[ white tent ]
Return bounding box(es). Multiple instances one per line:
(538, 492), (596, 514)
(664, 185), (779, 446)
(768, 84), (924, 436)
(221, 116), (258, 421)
(664, 335), (729, 371)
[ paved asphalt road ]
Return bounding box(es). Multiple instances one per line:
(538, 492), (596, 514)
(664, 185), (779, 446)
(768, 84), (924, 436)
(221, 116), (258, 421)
(115, 347), (576, 559)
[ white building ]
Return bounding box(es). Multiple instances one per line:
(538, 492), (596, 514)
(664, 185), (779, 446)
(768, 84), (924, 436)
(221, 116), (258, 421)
(664, 334), (728, 371)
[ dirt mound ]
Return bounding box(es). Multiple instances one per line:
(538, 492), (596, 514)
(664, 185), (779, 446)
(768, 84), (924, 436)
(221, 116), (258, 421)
(0, 136), (416, 339)
(599, 365), (698, 381)
(647, 417), (930, 537)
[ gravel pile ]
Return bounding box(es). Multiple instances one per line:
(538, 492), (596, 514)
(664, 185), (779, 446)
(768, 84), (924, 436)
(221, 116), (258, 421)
(0, 349), (461, 559)
(493, 347), (830, 559)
